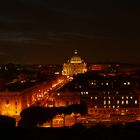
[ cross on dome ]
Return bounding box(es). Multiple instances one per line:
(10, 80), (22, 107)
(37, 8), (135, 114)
(74, 49), (78, 55)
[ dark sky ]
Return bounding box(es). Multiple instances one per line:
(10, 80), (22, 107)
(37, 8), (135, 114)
(0, 0), (140, 64)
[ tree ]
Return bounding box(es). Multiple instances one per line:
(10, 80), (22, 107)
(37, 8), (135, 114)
(68, 104), (87, 115)
(72, 123), (86, 129)
(18, 106), (56, 128)
(18, 104), (87, 128)
(0, 115), (16, 128)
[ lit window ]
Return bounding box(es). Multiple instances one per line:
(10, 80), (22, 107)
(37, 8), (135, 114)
(5, 104), (9, 107)
(95, 105), (97, 108)
(104, 106), (106, 108)
(135, 100), (138, 104)
(108, 92), (110, 94)
(113, 105), (115, 108)
(126, 100), (128, 104)
(104, 100), (106, 105)
(86, 92), (88, 95)
(95, 97), (97, 99)
(116, 91), (118, 94)
(101, 83), (104, 85)
(108, 97), (111, 99)
(91, 82), (94, 85)
(37, 94), (42, 98)
(108, 101), (111, 104)
(124, 82), (127, 85)
(108, 106), (111, 108)
(122, 96), (124, 99)
(104, 97), (106, 99)
(130, 96), (133, 99)
(126, 96), (129, 99)
(106, 82), (109, 85)
(117, 100), (119, 104)
(117, 105), (120, 108)
(57, 93), (60, 96)
(90, 97), (93, 99)
(122, 101), (124, 105)
(127, 82), (130, 85)
(81, 92), (83, 95)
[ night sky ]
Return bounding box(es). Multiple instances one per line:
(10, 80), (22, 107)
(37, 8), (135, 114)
(0, 0), (140, 64)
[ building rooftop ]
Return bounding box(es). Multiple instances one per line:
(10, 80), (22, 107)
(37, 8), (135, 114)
(58, 71), (137, 92)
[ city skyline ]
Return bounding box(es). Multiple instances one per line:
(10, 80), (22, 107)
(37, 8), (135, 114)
(0, 0), (140, 64)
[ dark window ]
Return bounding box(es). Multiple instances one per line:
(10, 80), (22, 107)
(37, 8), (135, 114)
(15, 101), (17, 106)
(6, 100), (9, 104)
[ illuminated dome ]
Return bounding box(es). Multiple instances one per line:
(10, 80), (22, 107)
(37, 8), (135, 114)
(62, 49), (87, 76)
(70, 50), (82, 64)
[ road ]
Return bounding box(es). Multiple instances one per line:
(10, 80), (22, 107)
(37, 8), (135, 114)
(31, 75), (70, 106)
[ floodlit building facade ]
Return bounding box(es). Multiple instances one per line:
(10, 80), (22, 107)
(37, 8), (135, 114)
(0, 90), (32, 117)
(0, 91), (21, 117)
(62, 50), (87, 77)
(58, 71), (140, 117)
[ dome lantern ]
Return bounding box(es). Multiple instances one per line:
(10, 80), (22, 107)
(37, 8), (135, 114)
(74, 49), (78, 55)
(70, 49), (82, 64)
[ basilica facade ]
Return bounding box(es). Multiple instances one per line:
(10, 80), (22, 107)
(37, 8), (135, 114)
(62, 50), (87, 77)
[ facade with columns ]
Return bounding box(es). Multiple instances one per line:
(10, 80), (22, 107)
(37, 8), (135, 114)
(62, 50), (87, 77)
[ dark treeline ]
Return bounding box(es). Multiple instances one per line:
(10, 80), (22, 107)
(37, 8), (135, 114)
(1, 112), (140, 140)
(1, 104), (140, 140)
(0, 115), (16, 128)
(18, 104), (87, 127)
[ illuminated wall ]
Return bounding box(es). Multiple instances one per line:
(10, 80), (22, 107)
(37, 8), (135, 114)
(54, 91), (80, 107)
(62, 63), (87, 77)
(0, 92), (21, 116)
